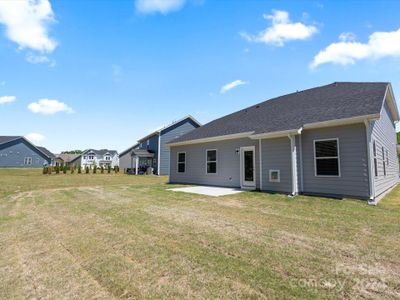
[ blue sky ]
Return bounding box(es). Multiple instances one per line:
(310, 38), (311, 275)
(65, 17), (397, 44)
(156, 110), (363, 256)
(0, 0), (399, 153)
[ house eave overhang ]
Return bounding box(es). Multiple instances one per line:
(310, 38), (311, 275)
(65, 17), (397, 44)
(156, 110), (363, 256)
(167, 131), (255, 147)
(302, 114), (380, 130)
(168, 114), (382, 146)
(250, 128), (302, 140)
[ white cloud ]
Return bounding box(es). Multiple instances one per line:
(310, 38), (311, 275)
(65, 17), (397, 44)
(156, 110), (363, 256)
(311, 28), (400, 68)
(241, 10), (318, 47)
(220, 80), (248, 94)
(338, 32), (356, 42)
(0, 95), (16, 104)
(135, 0), (186, 14)
(0, 0), (57, 52)
(26, 53), (55, 66)
(25, 132), (45, 142)
(28, 98), (74, 115)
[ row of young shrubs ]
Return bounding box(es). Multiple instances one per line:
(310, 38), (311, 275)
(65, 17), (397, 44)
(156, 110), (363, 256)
(43, 165), (120, 174)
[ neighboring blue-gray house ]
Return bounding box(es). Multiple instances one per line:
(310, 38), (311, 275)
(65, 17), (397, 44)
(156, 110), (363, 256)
(0, 136), (54, 168)
(120, 116), (201, 175)
(168, 82), (400, 204)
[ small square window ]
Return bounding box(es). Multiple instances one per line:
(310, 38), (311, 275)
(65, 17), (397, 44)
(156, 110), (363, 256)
(269, 170), (280, 182)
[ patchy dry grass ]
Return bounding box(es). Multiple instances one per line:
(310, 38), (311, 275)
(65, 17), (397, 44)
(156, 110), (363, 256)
(0, 169), (399, 299)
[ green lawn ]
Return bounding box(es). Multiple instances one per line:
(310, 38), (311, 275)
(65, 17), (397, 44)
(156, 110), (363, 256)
(0, 169), (399, 299)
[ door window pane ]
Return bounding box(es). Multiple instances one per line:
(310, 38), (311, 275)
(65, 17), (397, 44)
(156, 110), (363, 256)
(244, 150), (254, 181)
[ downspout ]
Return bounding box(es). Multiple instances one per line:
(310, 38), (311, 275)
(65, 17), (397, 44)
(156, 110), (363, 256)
(299, 134), (304, 193)
(157, 134), (161, 175)
(288, 134), (298, 196)
(259, 139), (263, 191)
(364, 119), (376, 203)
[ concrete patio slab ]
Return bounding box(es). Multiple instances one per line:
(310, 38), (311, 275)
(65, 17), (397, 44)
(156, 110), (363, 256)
(168, 186), (243, 197)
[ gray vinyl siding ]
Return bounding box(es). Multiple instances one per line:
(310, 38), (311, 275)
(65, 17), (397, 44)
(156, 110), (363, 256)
(0, 141), (49, 168)
(119, 152), (133, 170)
(301, 123), (370, 199)
(169, 138), (260, 188)
(159, 122), (198, 175)
(261, 137), (292, 193)
(371, 102), (399, 196)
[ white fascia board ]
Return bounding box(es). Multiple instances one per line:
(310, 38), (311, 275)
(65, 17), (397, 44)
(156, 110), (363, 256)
(250, 129), (301, 140)
(303, 114), (380, 130)
(167, 131), (254, 147)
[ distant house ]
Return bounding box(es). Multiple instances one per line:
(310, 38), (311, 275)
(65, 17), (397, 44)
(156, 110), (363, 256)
(119, 143), (139, 171)
(37, 146), (56, 166)
(79, 149), (119, 169)
(55, 153), (81, 167)
(168, 82), (399, 204)
(0, 136), (54, 168)
(120, 115), (201, 175)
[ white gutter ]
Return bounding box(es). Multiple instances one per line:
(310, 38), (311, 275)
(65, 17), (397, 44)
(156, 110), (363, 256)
(250, 128), (302, 140)
(167, 131), (254, 147)
(303, 114), (380, 130)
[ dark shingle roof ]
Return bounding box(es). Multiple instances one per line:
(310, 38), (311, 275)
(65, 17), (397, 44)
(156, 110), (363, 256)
(37, 146), (55, 158)
(171, 82), (390, 143)
(0, 136), (21, 145)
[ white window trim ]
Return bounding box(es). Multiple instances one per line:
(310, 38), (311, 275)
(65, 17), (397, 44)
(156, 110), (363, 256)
(382, 146), (386, 176)
(313, 138), (341, 177)
(24, 157), (32, 165)
(206, 149), (217, 175)
(269, 169), (280, 183)
(177, 151), (186, 173)
(240, 146), (256, 188)
(373, 140), (378, 177)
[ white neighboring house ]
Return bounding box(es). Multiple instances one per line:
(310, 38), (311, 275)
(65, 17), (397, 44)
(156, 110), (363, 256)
(81, 149), (119, 169)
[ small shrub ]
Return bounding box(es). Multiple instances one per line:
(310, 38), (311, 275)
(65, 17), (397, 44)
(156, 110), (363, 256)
(78, 166), (82, 174)
(71, 166), (75, 174)
(42, 166), (47, 174)
(85, 166), (89, 174)
(47, 166), (52, 174)
(108, 165), (111, 174)
(93, 166), (97, 174)
(114, 166), (119, 173)
(55, 165), (60, 174)
(63, 165), (67, 174)
(101, 166), (104, 174)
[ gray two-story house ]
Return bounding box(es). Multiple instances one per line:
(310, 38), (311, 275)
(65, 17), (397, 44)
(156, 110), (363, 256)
(0, 136), (54, 168)
(120, 116), (201, 175)
(168, 82), (399, 204)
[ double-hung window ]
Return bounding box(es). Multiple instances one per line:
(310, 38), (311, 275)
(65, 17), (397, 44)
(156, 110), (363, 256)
(373, 141), (378, 177)
(314, 139), (340, 176)
(177, 152), (186, 173)
(382, 146), (386, 176)
(24, 157), (32, 165)
(206, 149), (217, 174)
